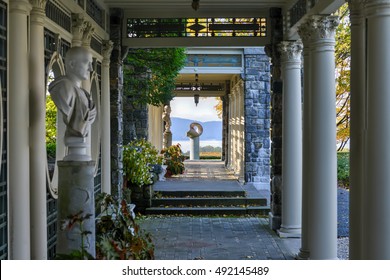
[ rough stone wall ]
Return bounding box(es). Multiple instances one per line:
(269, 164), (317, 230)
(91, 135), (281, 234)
(122, 96), (149, 144)
(244, 48), (271, 190)
(265, 8), (284, 231)
(109, 8), (124, 198)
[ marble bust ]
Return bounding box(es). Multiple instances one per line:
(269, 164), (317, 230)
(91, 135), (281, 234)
(49, 46), (96, 161)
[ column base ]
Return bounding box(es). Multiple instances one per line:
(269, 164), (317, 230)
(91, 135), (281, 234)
(296, 248), (310, 260)
(278, 227), (301, 238)
(269, 212), (281, 231)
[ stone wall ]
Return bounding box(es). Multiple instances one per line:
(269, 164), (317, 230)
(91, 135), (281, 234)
(244, 48), (271, 190)
(122, 95), (149, 144)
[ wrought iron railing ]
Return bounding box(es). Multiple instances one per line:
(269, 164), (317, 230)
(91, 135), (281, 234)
(289, 0), (307, 27)
(86, 0), (104, 28)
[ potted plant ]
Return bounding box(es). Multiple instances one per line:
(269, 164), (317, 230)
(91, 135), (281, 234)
(161, 144), (185, 177)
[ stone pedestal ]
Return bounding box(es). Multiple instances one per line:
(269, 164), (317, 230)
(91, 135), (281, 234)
(163, 131), (172, 149)
(57, 161), (96, 258)
(190, 137), (200, 160)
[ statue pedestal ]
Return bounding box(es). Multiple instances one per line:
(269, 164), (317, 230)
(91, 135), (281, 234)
(163, 131), (172, 149)
(190, 137), (200, 160)
(56, 160), (96, 258)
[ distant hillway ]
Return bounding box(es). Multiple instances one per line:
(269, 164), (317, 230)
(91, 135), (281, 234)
(171, 117), (222, 141)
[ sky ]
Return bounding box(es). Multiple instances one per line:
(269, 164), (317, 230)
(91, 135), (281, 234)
(170, 97), (221, 122)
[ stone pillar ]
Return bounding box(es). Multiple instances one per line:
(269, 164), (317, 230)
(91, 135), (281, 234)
(278, 41), (303, 238)
(109, 8), (125, 198)
(71, 13), (86, 47)
(81, 22), (94, 92)
(244, 49), (271, 190)
(232, 90), (237, 171)
(348, 0), (366, 260)
(9, 0), (32, 260)
(227, 93), (233, 168)
(101, 40), (113, 194)
(239, 86), (245, 181)
(297, 24), (312, 259)
(29, 0), (47, 260)
(265, 8), (283, 230)
(365, 0), (390, 260)
(190, 137), (200, 160)
(306, 15), (339, 260)
(56, 161), (96, 257)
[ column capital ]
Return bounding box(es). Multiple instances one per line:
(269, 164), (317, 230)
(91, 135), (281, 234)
(278, 41), (303, 63)
(10, 0), (32, 14)
(102, 40), (114, 66)
(348, 0), (365, 25)
(82, 22), (95, 47)
(305, 15), (339, 42)
(297, 23), (312, 47)
(29, 0), (47, 9)
(72, 13), (87, 46)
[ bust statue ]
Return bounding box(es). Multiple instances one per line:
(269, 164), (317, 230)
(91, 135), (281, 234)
(49, 46), (96, 161)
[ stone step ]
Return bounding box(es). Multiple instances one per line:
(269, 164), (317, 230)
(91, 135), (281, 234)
(145, 206), (270, 216)
(154, 189), (246, 198)
(151, 197), (267, 207)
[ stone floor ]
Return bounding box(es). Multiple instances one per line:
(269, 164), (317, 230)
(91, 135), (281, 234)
(138, 160), (349, 260)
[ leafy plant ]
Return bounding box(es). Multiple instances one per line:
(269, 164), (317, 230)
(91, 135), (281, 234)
(123, 139), (163, 187)
(56, 211), (95, 260)
(337, 152), (350, 187)
(96, 192), (155, 260)
(161, 144), (185, 176)
(124, 48), (186, 106)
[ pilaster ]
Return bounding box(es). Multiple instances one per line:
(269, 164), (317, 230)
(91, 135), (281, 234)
(101, 40), (113, 194)
(348, 0), (366, 260)
(277, 41), (303, 238)
(297, 22), (312, 260)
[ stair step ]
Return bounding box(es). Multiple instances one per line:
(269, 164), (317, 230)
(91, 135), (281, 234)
(145, 206), (270, 216)
(151, 197), (267, 207)
(154, 190), (246, 198)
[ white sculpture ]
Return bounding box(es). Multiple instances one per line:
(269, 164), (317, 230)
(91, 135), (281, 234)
(162, 104), (172, 133)
(49, 46), (96, 161)
(187, 122), (203, 160)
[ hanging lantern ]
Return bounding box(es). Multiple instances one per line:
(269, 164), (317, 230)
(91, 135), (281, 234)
(194, 94), (200, 106)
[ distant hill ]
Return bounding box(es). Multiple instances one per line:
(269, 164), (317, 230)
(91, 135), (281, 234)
(171, 117), (222, 141)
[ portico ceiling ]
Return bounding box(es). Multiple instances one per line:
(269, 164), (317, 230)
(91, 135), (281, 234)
(104, 0), (292, 17)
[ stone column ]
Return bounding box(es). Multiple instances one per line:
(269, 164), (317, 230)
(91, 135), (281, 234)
(278, 41), (303, 238)
(9, 0), (32, 260)
(71, 13), (86, 47)
(297, 24), (312, 259)
(265, 8), (283, 230)
(239, 85), (245, 181)
(306, 15), (339, 260)
(29, 0), (47, 260)
(101, 40), (113, 194)
(227, 93), (233, 168)
(365, 0), (390, 260)
(81, 22), (94, 92)
(232, 91), (237, 171)
(109, 9), (125, 198)
(348, 0), (366, 260)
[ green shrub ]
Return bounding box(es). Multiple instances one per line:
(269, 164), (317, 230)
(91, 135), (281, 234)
(46, 142), (56, 159)
(123, 139), (163, 187)
(337, 152), (350, 187)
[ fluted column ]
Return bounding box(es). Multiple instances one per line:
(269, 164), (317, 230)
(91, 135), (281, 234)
(278, 41), (303, 238)
(29, 0), (47, 260)
(9, 0), (32, 259)
(348, 0), (366, 260)
(306, 15), (339, 260)
(365, 0), (390, 260)
(297, 24), (311, 259)
(101, 40), (113, 194)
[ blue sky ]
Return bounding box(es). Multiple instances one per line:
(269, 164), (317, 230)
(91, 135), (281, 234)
(170, 97), (221, 122)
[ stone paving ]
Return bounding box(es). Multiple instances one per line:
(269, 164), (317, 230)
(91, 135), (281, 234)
(139, 216), (299, 260)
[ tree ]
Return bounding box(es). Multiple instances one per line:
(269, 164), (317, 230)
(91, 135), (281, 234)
(123, 48), (187, 106)
(214, 97), (223, 119)
(334, 4), (351, 151)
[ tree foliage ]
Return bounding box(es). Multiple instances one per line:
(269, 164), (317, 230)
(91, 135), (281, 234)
(335, 3), (351, 151)
(214, 97), (223, 119)
(124, 48), (186, 106)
